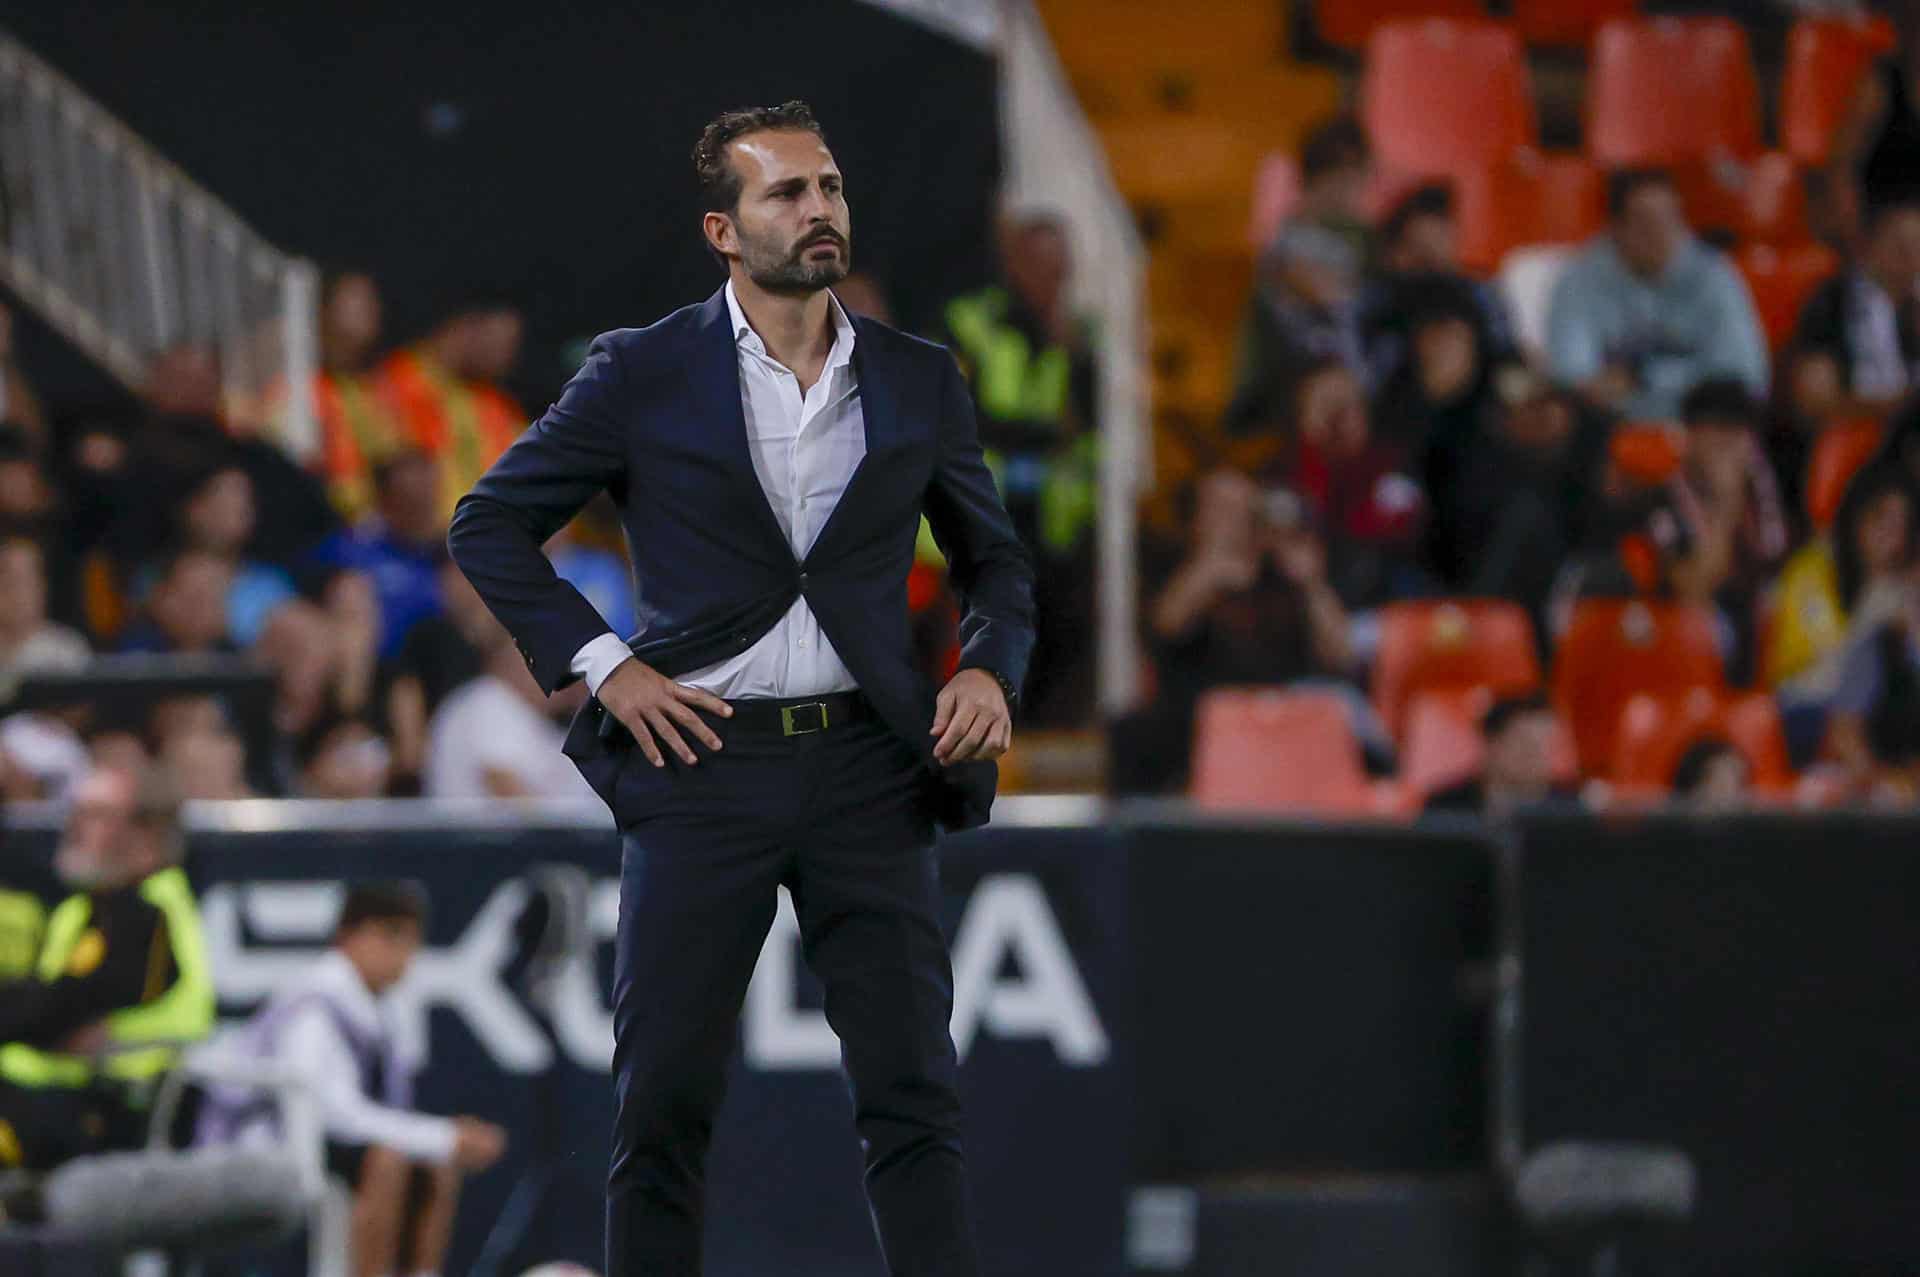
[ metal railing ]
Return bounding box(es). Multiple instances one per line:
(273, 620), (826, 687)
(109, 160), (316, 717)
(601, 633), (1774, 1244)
(0, 27), (318, 458)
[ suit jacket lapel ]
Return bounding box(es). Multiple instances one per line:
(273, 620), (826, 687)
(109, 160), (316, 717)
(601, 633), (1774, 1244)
(687, 288), (792, 562)
(803, 315), (895, 566)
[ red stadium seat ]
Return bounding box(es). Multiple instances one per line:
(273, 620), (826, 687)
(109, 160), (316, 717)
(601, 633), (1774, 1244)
(1738, 151), (1811, 244)
(1318, 0), (1485, 51)
(1612, 688), (1793, 794)
(1400, 687), (1492, 796)
(1806, 418), (1888, 531)
(1552, 599), (1725, 776)
(1362, 20), (1536, 178)
(1190, 688), (1413, 816)
(1512, 0), (1635, 48)
(1455, 149), (1604, 272)
(1372, 599), (1542, 738)
(1735, 240), (1840, 351)
(1586, 18), (1762, 167)
(1608, 421), (1687, 486)
(1782, 15), (1896, 166)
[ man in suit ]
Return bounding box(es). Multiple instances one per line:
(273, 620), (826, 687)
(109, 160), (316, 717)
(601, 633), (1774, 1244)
(447, 101), (1035, 1276)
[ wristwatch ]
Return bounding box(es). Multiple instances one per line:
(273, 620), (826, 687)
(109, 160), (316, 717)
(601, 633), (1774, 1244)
(971, 666), (1020, 721)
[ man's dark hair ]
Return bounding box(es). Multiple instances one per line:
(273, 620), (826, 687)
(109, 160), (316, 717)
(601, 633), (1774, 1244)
(1680, 376), (1761, 429)
(1482, 691), (1553, 742)
(371, 446), (434, 496)
(692, 100), (827, 215)
(1380, 182), (1454, 247)
(1299, 115), (1370, 184)
(336, 881), (429, 937)
(1670, 735), (1740, 795)
(1606, 166), (1675, 220)
(1834, 460), (1920, 609)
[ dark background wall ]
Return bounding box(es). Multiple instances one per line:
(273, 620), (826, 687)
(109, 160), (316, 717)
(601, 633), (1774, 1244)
(0, 0), (1001, 417)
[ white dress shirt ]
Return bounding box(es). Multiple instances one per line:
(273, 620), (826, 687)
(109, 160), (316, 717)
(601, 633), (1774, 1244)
(569, 281), (863, 698)
(240, 951), (456, 1165)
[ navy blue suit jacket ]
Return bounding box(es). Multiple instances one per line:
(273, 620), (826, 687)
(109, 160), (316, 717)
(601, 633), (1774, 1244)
(447, 288), (1036, 831)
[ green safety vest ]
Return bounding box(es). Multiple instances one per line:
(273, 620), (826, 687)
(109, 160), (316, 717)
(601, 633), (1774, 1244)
(0, 890), (45, 980)
(943, 287), (1099, 556)
(0, 868), (213, 1089)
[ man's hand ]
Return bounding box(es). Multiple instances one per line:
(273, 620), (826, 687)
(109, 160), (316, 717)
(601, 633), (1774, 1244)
(930, 668), (1011, 766)
(598, 658), (733, 767)
(450, 1116), (507, 1170)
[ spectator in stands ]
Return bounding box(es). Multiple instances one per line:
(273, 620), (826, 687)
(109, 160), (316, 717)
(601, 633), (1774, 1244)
(1424, 364), (1600, 627)
(1424, 693), (1576, 819)
(1225, 220), (1365, 435)
(0, 304), (47, 444)
(196, 883), (506, 1277)
(296, 715), (393, 799)
(117, 548), (237, 654)
(171, 463), (299, 647)
(1111, 470), (1355, 794)
(1257, 355), (1428, 608)
(1768, 461), (1918, 693)
(157, 711), (254, 801)
(308, 449), (449, 661)
(0, 536), (89, 676)
(1670, 736), (1752, 812)
(0, 712), (89, 801)
(372, 292), (527, 520)
(1289, 114), (1372, 261)
(0, 762), (211, 1170)
(832, 270), (893, 323)
(547, 495), (635, 639)
(1666, 379), (1790, 678)
(942, 209), (1098, 725)
(307, 270), (406, 521)
(0, 424), (81, 627)
(1824, 579), (1920, 797)
(1371, 272), (1498, 451)
(424, 620), (596, 801)
(1361, 183), (1513, 388)
(384, 556), (492, 793)
(1787, 198), (1920, 424)
(1546, 169), (1769, 421)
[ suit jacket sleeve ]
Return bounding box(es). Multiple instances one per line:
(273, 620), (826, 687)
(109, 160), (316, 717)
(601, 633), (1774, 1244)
(448, 334), (629, 694)
(923, 350), (1037, 696)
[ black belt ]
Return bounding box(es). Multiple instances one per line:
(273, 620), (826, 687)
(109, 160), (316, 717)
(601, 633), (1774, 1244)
(721, 690), (873, 738)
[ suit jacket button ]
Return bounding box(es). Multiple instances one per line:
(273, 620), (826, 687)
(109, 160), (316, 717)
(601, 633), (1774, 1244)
(799, 572), (810, 586)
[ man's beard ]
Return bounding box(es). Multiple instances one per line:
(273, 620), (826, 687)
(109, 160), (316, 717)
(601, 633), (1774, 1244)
(741, 227), (851, 293)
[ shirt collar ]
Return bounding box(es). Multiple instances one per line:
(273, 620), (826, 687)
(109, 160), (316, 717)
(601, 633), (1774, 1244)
(313, 948), (383, 1029)
(724, 278), (857, 372)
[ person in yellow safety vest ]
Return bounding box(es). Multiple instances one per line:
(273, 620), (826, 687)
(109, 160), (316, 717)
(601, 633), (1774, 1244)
(939, 211), (1099, 724)
(303, 270), (410, 523)
(0, 762), (212, 1171)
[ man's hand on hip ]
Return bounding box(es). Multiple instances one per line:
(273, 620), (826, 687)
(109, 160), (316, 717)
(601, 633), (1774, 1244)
(599, 658), (733, 767)
(931, 668), (1011, 766)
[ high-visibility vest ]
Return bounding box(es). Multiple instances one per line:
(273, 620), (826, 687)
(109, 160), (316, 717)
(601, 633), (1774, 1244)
(0, 868), (213, 1089)
(314, 371), (409, 520)
(0, 890), (45, 980)
(375, 349), (525, 519)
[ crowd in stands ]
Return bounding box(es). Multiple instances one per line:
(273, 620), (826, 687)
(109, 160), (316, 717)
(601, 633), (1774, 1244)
(1120, 11), (1920, 816)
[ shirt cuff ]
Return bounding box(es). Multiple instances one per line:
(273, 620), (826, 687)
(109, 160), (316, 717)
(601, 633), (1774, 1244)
(572, 633), (634, 696)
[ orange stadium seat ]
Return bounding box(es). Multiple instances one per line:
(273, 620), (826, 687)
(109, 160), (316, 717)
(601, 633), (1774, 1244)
(1552, 599), (1725, 776)
(1782, 14), (1896, 166)
(1806, 418), (1888, 531)
(1586, 18), (1762, 167)
(1735, 240), (1840, 351)
(1454, 150), (1604, 272)
(1318, 0), (1486, 51)
(1400, 687), (1581, 796)
(1612, 688), (1793, 793)
(1608, 421), (1687, 485)
(1362, 20), (1536, 177)
(1372, 599), (1542, 737)
(1512, 0), (1636, 47)
(1190, 688), (1412, 816)
(1738, 151), (1812, 244)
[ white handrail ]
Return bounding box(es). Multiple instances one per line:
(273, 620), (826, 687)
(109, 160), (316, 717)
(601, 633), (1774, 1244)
(0, 27), (318, 459)
(998, 0), (1150, 715)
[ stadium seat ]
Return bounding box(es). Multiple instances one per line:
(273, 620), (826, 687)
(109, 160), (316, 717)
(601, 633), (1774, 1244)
(1608, 421), (1687, 486)
(1735, 240), (1840, 351)
(1372, 599), (1542, 737)
(1361, 20), (1536, 178)
(1511, 0), (1635, 48)
(1738, 151), (1811, 244)
(1782, 14), (1896, 166)
(1454, 150), (1604, 272)
(1805, 417), (1888, 531)
(1400, 687), (1493, 796)
(1318, 0), (1486, 51)
(1586, 18), (1762, 167)
(1498, 245), (1578, 359)
(1552, 599), (1725, 776)
(1190, 688), (1413, 816)
(1611, 687), (1793, 793)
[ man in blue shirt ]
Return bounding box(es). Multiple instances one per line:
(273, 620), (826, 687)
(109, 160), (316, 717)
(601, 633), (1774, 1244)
(1547, 168), (1768, 421)
(307, 450), (446, 660)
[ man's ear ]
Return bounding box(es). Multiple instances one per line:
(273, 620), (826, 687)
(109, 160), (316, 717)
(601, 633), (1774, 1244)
(702, 211), (736, 260)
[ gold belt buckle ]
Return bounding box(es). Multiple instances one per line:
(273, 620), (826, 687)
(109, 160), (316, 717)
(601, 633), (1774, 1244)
(780, 702), (830, 736)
